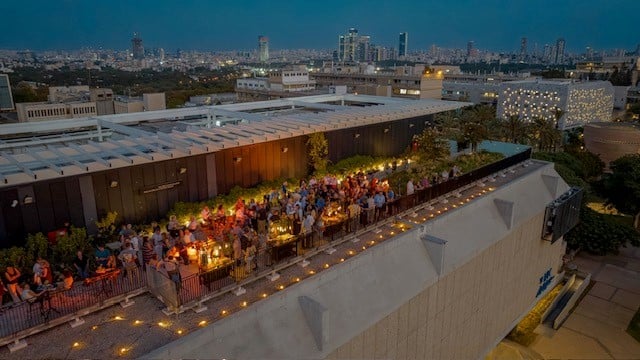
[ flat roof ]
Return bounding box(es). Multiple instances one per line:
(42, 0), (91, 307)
(0, 94), (471, 187)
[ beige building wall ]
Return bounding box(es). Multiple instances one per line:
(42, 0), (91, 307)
(143, 93), (166, 111)
(326, 213), (564, 360)
(16, 101), (96, 122)
(114, 99), (144, 114)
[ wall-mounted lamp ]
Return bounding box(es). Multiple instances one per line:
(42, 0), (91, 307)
(179, 167), (187, 174)
(234, 157), (242, 163)
(409, 124), (415, 128)
(384, 128), (390, 133)
(23, 196), (34, 205)
(10, 199), (18, 208)
(110, 180), (119, 188)
(354, 133), (360, 139)
(281, 147), (288, 153)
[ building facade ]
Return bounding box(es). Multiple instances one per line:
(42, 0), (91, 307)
(398, 32), (408, 58)
(258, 36), (269, 62)
(0, 74), (14, 111)
(16, 101), (97, 122)
(338, 28), (370, 62)
(496, 80), (614, 129)
(584, 122), (640, 169)
(144, 159), (572, 360)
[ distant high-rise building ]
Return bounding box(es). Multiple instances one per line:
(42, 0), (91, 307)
(159, 48), (165, 62)
(466, 41), (478, 58)
(520, 37), (527, 61)
(338, 28), (370, 62)
(543, 44), (552, 63)
(399, 32), (408, 57)
(0, 74), (14, 111)
(131, 33), (144, 60)
(555, 38), (565, 64)
(258, 35), (269, 62)
(586, 46), (593, 60)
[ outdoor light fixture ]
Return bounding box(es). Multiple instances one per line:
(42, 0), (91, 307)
(23, 196), (34, 205)
(110, 180), (119, 188)
(281, 147), (288, 153)
(179, 167), (187, 174)
(384, 128), (390, 133)
(409, 124), (415, 128)
(354, 133), (360, 139)
(10, 199), (18, 208)
(234, 157), (242, 163)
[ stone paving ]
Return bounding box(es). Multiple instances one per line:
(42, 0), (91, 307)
(529, 247), (640, 360)
(0, 160), (537, 359)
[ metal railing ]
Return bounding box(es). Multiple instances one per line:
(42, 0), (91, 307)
(0, 148), (532, 344)
(0, 268), (147, 344)
(169, 148), (532, 309)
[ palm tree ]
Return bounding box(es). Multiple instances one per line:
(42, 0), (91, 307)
(502, 115), (528, 144)
(530, 117), (561, 152)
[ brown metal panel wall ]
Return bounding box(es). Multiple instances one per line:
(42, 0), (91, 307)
(264, 142), (274, 182)
(92, 173), (110, 220)
(78, 175), (98, 234)
(154, 162), (169, 215)
(142, 163), (159, 222)
(49, 181), (70, 228)
(33, 182), (55, 232)
(205, 153), (218, 198)
(196, 155), (209, 201)
(174, 158), (189, 202)
(186, 157), (199, 202)
(247, 144), (258, 187)
(118, 168), (135, 222)
(16, 187), (38, 235)
(165, 160), (179, 208)
(64, 178), (85, 228)
(105, 171), (124, 223)
(128, 166), (145, 223)
(240, 146), (251, 187)
(0, 189), (23, 246)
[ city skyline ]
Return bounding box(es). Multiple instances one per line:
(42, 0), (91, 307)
(0, 0), (638, 53)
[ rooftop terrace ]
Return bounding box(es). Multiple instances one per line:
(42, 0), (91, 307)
(0, 151), (551, 359)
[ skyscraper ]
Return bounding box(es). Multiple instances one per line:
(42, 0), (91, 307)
(520, 37), (527, 61)
(398, 32), (408, 57)
(555, 38), (565, 64)
(131, 33), (144, 60)
(0, 74), (14, 111)
(338, 28), (370, 62)
(258, 35), (269, 62)
(467, 41), (477, 58)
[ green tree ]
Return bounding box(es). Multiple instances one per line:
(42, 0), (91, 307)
(530, 117), (561, 152)
(502, 115), (529, 144)
(307, 132), (329, 174)
(603, 154), (640, 228)
(414, 127), (450, 176)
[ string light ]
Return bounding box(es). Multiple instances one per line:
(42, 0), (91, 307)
(158, 321), (168, 328)
(323, 263), (330, 269)
(241, 301), (248, 307)
(221, 310), (228, 316)
(72, 342), (80, 348)
(277, 284), (285, 290)
(92, 325), (98, 330)
(198, 320), (207, 326)
(261, 293), (268, 298)
(294, 277), (301, 282)
(308, 270), (315, 275)
(177, 330), (184, 335)
(114, 316), (124, 321)
(134, 320), (142, 325)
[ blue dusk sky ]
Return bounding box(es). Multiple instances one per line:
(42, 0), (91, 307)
(0, 0), (638, 52)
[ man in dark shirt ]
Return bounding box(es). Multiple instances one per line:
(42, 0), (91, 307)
(73, 249), (89, 279)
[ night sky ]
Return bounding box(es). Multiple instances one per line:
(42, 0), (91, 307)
(0, 0), (637, 52)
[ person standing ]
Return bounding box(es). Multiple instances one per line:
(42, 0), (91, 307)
(73, 249), (89, 280)
(4, 266), (21, 303)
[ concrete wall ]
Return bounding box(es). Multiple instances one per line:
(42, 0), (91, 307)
(143, 162), (569, 359)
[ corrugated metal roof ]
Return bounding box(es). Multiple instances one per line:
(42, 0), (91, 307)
(0, 94), (470, 187)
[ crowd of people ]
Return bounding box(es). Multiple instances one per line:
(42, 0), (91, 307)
(0, 164), (465, 306)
